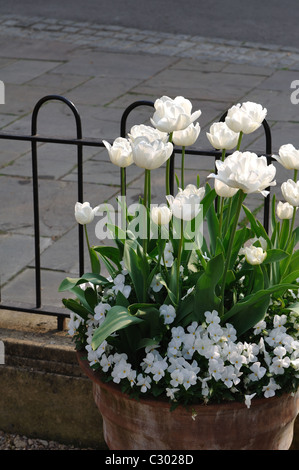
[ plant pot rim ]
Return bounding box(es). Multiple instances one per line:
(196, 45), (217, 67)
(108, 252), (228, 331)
(76, 349), (299, 412)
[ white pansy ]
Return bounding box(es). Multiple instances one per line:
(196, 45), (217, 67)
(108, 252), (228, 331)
(151, 95), (202, 133)
(244, 393), (256, 409)
(103, 137), (133, 168)
(150, 274), (163, 293)
(206, 121), (239, 150)
(273, 143), (299, 170)
(160, 304), (176, 324)
(225, 101), (267, 134)
(209, 151), (276, 197)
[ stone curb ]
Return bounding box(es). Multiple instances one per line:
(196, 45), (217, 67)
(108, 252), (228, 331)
(1, 14), (299, 68)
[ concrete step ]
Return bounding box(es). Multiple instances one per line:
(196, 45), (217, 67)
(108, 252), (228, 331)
(0, 309), (106, 449)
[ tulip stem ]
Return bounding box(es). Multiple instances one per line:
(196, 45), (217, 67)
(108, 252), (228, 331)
(143, 169), (150, 256)
(236, 131), (243, 151)
(121, 167), (126, 197)
(220, 190), (244, 316)
(286, 169), (298, 248)
(181, 146), (185, 189)
(176, 219), (184, 304)
(166, 132), (173, 195)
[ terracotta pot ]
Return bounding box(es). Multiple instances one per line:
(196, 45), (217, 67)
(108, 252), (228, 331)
(77, 352), (299, 450)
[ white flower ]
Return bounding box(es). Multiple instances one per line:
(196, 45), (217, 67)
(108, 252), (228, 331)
(112, 273), (131, 298)
(276, 200), (294, 220)
(221, 365), (240, 388)
(262, 378), (281, 398)
(248, 362), (266, 381)
(253, 320), (267, 335)
(170, 368), (185, 387)
(166, 184), (205, 221)
(206, 121), (239, 150)
(137, 374), (152, 393)
(128, 124), (168, 143)
(208, 358), (224, 380)
(131, 136), (173, 170)
(209, 151), (276, 197)
(150, 274), (163, 293)
(111, 358), (132, 383)
(151, 95), (202, 133)
(160, 304), (176, 325)
(166, 387), (179, 400)
(270, 356), (290, 375)
(151, 205), (172, 225)
(94, 302), (111, 323)
(74, 201), (98, 225)
(244, 393), (256, 408)
(214, 179), (238, 198)
(273, 143), (299, 170)
(172, 122), (201, 146)
(281, 179), (299, 207)
(103, 137), (133, 168)
(240, 245), (267, 265)
(225, 101), (267, 134)
(205, 310), (221, 325)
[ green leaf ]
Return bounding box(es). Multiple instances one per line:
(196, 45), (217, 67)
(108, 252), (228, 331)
(62, 298), (90, 320)
(91, 305), (143, 350)
(123, 239), (149, 302)
(222, 283), (297, 335)
(285, 301), (299, 315)
(242, 204), (270, 245)
(263, 249), (289, 264)
(193, 253), (224, 323)
(58, 273), (109, 292)
(89, 247), (101, 274)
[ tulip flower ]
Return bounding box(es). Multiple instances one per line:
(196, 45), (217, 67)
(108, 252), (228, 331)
(166, 184), (205, 221)
(281, 179), (299, 206)
(273, 144), (299, 170)
(206, 121), (239, 150)
(75, 202), (97, 225)
(131, 136), (173, 170)
(225, 101), (267, 135)
(172, 122), (201, 147)
(276, 200), (294, 220)
(128, 124), (168, 143)
(151, 205), (172, 225)
(150, 95), (202, 133)
(103, 137), (133, 168)
(208, 151), (276, 197)
(240, 245), (267, 265)
(214, 179), (238, 198)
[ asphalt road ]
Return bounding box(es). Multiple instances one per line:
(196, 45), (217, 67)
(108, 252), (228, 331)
(0, 0), (298, 48)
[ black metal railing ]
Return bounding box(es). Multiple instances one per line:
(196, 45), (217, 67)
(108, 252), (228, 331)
(0, 96), (272, 330)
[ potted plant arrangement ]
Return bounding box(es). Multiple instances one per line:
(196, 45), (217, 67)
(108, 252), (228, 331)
(59, 96), (299, 450)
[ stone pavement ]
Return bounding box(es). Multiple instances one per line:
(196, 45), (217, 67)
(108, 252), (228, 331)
(0, 13), (298, 316)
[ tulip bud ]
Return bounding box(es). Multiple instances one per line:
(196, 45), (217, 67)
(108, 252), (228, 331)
(276, 201), (294, 220)
(166, 184), (205, 221)
(131, 136), (173, 170)
(281, 179), (299, 207)
(225, 101), (267, 135)
(214, 179), (238, 198)
(206, 121), (239, 150)
(75, 202), (96, 225)
(172, 122), (201, 147)
(273, 144), (299, 170)
(150, 95), (201, 133)
(151, 205), (172, 225)
(103, 137), (133, 168)
(240, 245), (267, 265)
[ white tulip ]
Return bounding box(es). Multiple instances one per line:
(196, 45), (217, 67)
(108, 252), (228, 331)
(206, 121), (239, 150)
(128, 124), (168, 143)
(103, 137), (133, 168)
(166, 184), (205, 221)
(225, 101), (267, 135)
(75, 202), (97, 225)
(151, 205), (172, 225)
(276, 201), (294, 220)
(208, 151), (276, 197)
(150, 95), (201, 133)
(240, 245), (267, 265)
(281, 179), (299, 207)
(273, 144), (299, 170)
(172, 122), (201, 147)
(214, 179), (238, 198)
(131, 136), (173, 170)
